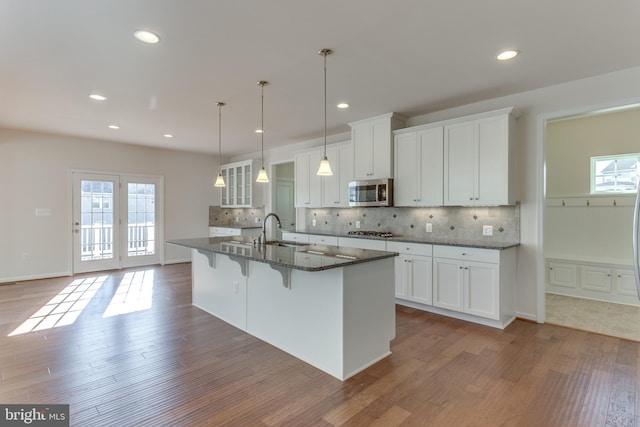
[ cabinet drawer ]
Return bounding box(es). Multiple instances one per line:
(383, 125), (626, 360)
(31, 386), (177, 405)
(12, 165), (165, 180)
(338, 237), (386, 251)
(386, 241), (432, 256)
(433, 245), (499, 263)
(309, 235), (338, 246)
(281, 232), (310, 244)
(210, 227), (242, 237)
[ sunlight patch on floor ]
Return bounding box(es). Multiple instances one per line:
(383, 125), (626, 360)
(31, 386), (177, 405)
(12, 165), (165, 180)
(8, 276), (107, 336)
(103, 270), (154, 317)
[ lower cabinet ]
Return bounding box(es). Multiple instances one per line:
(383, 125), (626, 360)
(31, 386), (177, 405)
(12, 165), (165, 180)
(432, 245), (515, 325)
(546, 258), (638, 306)
(387, 241), (432, 305)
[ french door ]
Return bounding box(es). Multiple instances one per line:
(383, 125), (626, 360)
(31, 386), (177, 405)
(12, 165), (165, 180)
(72, 172), (163, 274)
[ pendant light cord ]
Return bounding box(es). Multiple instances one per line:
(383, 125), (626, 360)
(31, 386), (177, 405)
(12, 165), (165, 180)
(319, 49), (332, 159)
(217, 102), (224, 173)
(323, 51), (327, 158)
(260, 82), (265, 167)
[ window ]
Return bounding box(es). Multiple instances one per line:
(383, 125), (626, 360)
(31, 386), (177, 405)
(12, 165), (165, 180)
(590, 153), (640, 194)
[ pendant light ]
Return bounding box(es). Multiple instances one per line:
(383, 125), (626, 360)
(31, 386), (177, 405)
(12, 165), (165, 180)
(214, 101), (226, 187)
(316, 48), (334, 176)
(256, 81), (270, 183)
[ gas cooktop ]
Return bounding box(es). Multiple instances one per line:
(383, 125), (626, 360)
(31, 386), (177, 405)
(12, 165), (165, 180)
(347, 231), (394, 238)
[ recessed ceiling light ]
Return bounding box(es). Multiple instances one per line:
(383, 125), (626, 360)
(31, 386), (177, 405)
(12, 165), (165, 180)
(134, 30), (160, 44)
(255, 129), (264, 133)
(497, 50), (519, 61)
(163, 134), (173, 138)
(337, 103), (350, 109)
(108, 125), (120, 130)
(89, 94), (107, 101)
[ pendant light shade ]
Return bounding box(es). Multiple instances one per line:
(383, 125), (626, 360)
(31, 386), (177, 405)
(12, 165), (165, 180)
(316, 48), (334, 176)
(256, 81), (270, 183)
(214, 101), (226, 187)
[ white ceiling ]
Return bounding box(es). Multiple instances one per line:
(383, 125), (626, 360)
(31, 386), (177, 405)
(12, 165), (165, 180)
(1, 0), (639, 157)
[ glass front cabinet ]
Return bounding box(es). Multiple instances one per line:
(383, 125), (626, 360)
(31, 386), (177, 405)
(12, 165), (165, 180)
(219, 159), (263, 208)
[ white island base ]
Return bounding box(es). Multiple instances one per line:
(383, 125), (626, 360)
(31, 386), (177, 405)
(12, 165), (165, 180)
(191, 248), (395, 381)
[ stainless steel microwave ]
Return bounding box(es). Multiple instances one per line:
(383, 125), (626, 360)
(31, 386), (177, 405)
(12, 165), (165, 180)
(348, 179), (393, 207)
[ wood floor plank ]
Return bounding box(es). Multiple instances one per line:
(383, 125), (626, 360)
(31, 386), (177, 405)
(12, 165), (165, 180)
(1, 263), (640, 426)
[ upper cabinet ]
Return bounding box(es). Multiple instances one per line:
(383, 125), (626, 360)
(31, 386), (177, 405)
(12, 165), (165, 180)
(295, 142), (353, 208)
(219, 159), (263, 208)
(394, 126), (444, 207)
(443, 108), (517, 206)
(322, 142), (353, 207)
(350, 113), (407, 180)
(294, 148), (323, 208)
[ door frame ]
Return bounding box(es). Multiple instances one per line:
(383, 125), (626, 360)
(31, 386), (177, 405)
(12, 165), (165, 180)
(536, 98), (640, 323)
(68, 169), (165, 274)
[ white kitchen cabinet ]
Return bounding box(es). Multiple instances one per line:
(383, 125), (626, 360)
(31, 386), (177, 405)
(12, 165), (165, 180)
(294, 148), (323, 208)
(350, 113), (407, 180)
(546, 259), (639, 306)
(433, 245), (514, 323)
(615, 268), (637, 297)
(337, 236), (386, 251)
(322, 142), (353, 207)
(308, 234), (338, 246)
(444, 108), (516, 206)
(219, 159), (263, 208)
(394, 126), (444, 207)
(548, 262), (577, 289)
(281, 231), (311, 244)
(580, 265), (612, 293)
(387, 241), (432, 305)
(209, 227), (261, 238)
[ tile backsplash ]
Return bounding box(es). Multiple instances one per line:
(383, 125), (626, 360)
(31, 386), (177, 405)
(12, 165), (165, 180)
(209, 204), (520, 243)
(299, 205), (520, 243)
(209, 206), (265, 227)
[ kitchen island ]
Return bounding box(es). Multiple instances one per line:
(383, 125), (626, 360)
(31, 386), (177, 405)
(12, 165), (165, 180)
(167, 237), (398, 380)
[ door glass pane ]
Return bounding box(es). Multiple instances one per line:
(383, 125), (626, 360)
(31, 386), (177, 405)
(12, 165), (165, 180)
(80, 180), (114, 260)
(221, 169), (228, 205)
(244, 165), (251, 205)
(236, 166), (243, 205)
(229, 168), (235, 204)
(127, 182), (156, 256)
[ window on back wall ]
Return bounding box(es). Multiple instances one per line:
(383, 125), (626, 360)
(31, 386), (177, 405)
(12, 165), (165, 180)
(590, 153), (640, 194)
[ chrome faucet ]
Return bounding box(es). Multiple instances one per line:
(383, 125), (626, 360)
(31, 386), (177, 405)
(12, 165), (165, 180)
(261, 213), (281, 244)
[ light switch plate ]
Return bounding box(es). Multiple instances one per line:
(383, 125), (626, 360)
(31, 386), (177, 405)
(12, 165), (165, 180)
(312, 219), (316, 226)
(483, 225), (493, 236)
(426, 223), (432, 233)
(355, 220), (361, 229)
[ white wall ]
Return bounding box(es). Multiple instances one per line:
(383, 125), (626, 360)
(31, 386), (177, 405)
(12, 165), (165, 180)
(0, 128), (219, 282)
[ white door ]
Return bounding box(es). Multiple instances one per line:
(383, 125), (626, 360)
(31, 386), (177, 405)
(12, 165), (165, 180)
(433, 257), (464, 312)
(72, 173), (120, 273)
(121, 176), (163, 268)
(73, 172), (163, 274)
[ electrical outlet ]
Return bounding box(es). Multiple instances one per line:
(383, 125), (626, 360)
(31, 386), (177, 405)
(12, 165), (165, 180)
(355, 220), (361, 229)
(426, 223), (432, 233)
(233, 281), (239, 293)
(483, 225), (493, 236)
(254, 217), (259, 224)
(312, 219), (317, 226)
(235, 216), (239, 223)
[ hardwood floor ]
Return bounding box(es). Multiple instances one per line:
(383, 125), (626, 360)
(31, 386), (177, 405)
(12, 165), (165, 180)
(0, 263), (638, 426)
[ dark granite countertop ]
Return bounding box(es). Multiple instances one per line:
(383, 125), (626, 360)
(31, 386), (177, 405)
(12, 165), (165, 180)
(287, 230), (520, 250)
(167, 237), (398, 272)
